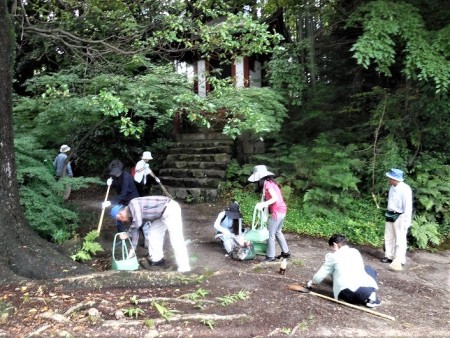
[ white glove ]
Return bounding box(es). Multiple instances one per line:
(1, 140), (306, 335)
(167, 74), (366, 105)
(307, 280), (313, 289)
(155, 177), (161, 183)
(106, 177), (113, 186)
(127, 248), (135, 258)
(255, 202), (267, 211)
(101, 201), (111, 209)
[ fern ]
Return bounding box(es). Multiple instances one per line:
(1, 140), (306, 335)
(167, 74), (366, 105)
(410, 216), (442, 249)
(71, 230), (104, 262)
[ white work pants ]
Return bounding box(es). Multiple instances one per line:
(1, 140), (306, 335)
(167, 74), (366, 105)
(148, 200), (191, 272)
(384, 214), (408, 265)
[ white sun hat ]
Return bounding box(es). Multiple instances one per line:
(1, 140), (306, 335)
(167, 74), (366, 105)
(60, 145), (70, 153)
(142, 151), (153, 160)
(248, 165), (275, 182)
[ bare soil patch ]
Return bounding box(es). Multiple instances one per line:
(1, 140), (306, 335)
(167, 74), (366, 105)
(1, 187), (449, 337)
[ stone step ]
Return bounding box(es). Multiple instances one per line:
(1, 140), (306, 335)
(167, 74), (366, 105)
(168, 145), (233, 155)
(164, 153), (231, 164)
(173, 139), (235, 148)
(162, 161), (229, 170)
(159, 168), (226, 179)
(176, 133), (232, 142)
(159, 176), (222, 189)
(164, 186), (219, 203)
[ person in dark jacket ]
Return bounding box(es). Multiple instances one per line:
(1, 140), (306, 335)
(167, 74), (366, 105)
(108, 159), (140, 209)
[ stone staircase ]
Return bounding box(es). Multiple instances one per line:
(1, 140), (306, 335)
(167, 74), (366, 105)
(159, 133), (234, 202)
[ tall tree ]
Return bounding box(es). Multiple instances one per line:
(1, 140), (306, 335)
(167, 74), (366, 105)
(0, 0), (92, 283)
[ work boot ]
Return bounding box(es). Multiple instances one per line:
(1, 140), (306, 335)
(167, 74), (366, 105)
(263, 256), (276, 262)
(148, 258), (166, 266)
(276, 251), (291, 259)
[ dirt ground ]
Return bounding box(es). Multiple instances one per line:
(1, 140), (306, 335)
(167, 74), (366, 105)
(1, 186), (449, 337)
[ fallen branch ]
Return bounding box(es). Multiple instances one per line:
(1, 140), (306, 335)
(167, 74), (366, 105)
(101, 313), (248, 328)
(27, 324), (51, 337)
(64, 300), (97, 316)
(136, 297), (215, 305)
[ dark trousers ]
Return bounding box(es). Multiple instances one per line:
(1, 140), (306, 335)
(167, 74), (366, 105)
(338, 265), (378, 305)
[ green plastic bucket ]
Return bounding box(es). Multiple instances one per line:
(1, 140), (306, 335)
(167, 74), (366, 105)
(112, 232), (139, 271)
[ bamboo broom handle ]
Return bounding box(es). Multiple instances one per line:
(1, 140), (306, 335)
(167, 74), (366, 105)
(309, 291), (395, 321)
(97, 183), (112, 234)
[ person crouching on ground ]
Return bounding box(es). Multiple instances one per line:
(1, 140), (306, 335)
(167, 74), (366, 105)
(110, 196), (191, 273)
(213, 201), (243, 254)
(306, 234), (381, 308)
(248, 165), (290, 261)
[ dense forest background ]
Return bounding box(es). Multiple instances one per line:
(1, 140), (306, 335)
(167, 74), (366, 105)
(8, 0), (450, 252)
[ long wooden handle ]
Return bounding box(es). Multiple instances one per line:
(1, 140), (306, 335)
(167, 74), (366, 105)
(97, 182), (112, 234)
(159, 182), (173, 199)
(309, 291), (395, 321)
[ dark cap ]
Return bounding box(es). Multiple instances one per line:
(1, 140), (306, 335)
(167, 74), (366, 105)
(225, 201), (242, 219)
(109, 166), (123, 176)
(108, 159), (124, 176)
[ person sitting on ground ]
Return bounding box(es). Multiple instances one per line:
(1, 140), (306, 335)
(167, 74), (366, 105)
(134, 151), (161, 196)
(108, 159), (140, 211)
(213, 201), (243, 254)
(306, 233), (381, 308)
(110, 196), (191, 273)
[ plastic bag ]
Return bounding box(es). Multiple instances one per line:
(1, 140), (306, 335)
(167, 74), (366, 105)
(231, 236), (255, 261)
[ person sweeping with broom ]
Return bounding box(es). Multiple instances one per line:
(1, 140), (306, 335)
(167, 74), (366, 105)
(306, 234), (381, 308)
(248, 165), (290, 262)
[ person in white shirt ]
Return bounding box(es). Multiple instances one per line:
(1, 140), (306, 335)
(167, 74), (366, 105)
(381, 168), (413, 265)
(306, 234), (381, 308)
(134, 151), (160, 196)
(213, 201), (243, 254)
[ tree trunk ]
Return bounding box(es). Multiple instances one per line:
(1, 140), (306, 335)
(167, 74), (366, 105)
(0, 0), (92, 283)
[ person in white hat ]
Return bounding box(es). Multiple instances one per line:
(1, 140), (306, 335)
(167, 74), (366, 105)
(248, 165), (290, 261)
(133, 151), (160, 196)
(381, 168), (413, 265)
(53, 144), (73, 200)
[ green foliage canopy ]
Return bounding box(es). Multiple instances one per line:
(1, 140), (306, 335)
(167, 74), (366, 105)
(348, 0), (450, 93)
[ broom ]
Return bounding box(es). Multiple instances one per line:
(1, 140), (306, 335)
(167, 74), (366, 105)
(288, 284), (395, 321)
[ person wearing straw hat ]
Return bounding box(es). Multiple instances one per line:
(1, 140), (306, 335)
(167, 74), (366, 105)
(381, 168), (413, 265)
(248, 165), (290, 262)
(134, 151), (160, 196)
(213, 201), (243, 254)
(306, 234), (381, 308)
(110, 196), (191, 272)
(53, 144), (73, 200)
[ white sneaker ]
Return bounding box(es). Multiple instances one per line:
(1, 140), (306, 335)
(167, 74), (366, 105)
(366, 292), (381, 308)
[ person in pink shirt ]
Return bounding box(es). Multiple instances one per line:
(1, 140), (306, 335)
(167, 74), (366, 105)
(248, 165), (290, 262)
